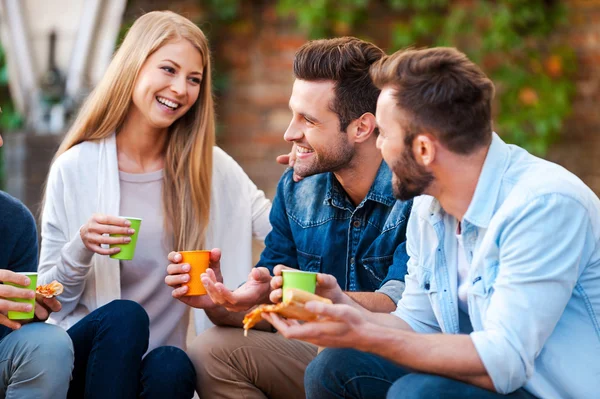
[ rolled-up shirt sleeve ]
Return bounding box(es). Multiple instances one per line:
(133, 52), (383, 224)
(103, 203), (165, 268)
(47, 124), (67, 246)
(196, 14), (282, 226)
(376, 240), (409, 303)
(377, 278), (405, 304)
(470, 194), (588, 394)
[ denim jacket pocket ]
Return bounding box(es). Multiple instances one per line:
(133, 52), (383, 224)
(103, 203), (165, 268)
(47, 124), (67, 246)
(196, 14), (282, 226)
(296, 250), (322, 273)
(362, 255), (393, 287)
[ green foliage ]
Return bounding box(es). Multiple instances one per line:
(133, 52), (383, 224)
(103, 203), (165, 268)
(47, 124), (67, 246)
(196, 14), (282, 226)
(276, 0), (576, 155)
(207, 0), (242, 21)
(0, 44), (24, 131)
(0, 43), (25, 189)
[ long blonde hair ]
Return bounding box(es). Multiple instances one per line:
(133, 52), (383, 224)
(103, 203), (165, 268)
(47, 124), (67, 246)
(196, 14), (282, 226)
(52, 11), (214, 250)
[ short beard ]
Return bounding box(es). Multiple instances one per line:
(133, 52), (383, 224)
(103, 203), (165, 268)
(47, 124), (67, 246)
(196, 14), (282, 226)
(391, 143), (434, 201)
(293, 139), (354, 178)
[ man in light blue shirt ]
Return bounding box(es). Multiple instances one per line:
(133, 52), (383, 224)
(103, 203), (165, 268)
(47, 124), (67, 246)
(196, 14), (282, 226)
(264, 47), (600, 398)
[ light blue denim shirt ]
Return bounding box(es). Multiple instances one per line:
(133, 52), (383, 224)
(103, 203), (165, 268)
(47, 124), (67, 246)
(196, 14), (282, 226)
(393, 134), (600, 398)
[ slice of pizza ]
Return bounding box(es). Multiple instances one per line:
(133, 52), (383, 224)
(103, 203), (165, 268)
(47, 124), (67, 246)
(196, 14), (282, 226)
(36, 280), (64, 298)
(243, 288), (332, 336)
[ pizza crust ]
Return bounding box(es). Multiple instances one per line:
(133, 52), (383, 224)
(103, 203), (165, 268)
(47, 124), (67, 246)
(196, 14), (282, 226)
(36, 281), (64, 298)
(243, 288), (332, 336)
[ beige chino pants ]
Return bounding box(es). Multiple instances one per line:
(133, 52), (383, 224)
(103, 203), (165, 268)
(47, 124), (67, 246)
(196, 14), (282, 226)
(188, 326), (317, 399)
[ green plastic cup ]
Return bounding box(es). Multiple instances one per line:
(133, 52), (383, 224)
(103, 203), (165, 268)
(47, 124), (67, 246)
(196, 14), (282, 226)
(7, 272), (37, 320)
(110, 217), (142, 260)
(282, 270), (317, 302)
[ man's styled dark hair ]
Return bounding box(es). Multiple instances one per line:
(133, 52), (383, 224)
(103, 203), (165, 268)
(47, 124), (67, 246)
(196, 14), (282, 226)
(293, 37), (385, 132)
(370, 47), (495, 154)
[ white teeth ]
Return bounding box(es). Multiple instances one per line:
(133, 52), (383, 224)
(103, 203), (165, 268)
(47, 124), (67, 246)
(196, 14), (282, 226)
(156, 96), (180, 109)
(296, 146), (314, 154)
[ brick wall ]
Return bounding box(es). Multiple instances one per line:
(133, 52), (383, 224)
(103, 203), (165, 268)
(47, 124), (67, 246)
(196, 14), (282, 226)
(123, 0), (600, 197)
(8, 0), (597, 214)
(546, 0), (600, 193)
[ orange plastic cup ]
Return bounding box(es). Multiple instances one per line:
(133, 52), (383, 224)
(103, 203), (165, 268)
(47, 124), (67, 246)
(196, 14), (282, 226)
(180, 250), (211, 296)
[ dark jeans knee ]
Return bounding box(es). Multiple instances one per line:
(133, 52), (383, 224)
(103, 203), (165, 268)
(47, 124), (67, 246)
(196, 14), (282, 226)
(101, 300), (149, 331)
(95, 300), (149, 356)
(140, 346), (196, 399)
(67, 300), (150, 399)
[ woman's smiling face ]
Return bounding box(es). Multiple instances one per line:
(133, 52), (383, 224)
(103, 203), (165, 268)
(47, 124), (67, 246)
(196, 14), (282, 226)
(129, 39), (204, 131)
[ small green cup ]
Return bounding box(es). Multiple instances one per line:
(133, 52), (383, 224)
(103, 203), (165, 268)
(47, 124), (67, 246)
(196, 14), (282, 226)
(282, 270), (317, 302)
(110, 217), (142, 260)
(7, 272), (37, 320)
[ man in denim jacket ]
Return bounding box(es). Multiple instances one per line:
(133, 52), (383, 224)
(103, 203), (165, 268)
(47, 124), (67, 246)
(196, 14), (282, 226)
(265, 47), (600, 399)
(167, 37), (412, 398)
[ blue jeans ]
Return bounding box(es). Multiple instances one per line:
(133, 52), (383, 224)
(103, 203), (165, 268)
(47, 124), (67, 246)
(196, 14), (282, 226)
(305, 348), (537, 399)
(67, 299), (196, 399)
(0, 322), (74, 399)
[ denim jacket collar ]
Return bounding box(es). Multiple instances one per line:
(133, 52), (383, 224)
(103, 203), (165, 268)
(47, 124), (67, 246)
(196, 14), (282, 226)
(325, 161), (396, 209)
(424, 133), (509, 229)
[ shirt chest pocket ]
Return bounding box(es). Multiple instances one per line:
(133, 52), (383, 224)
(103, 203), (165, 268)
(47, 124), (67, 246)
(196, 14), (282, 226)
(362, 255), (393, 287)
(469, 260), (498, 311)
(296, 250), (322, 273)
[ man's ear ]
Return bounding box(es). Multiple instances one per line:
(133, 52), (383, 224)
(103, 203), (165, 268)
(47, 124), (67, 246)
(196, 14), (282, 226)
(352, 113), (377, 144)
(413, 134), (436, 166)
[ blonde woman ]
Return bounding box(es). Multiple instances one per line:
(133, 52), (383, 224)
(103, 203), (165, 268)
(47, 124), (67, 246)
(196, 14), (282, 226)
(38, 11), (271, 398)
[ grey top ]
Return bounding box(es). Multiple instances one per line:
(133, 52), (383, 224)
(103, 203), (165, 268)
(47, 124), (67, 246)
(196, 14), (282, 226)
(119, 169), (189, 352)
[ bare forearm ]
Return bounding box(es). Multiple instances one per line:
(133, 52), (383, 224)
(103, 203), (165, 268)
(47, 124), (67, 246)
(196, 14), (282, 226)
(204, 305), (272, 332)
(364, 325), (493, 390)
(346, 292), (396, 312)
(337, 292), (413, 329)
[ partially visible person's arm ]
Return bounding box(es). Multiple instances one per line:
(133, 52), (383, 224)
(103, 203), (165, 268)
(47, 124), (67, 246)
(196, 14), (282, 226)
(1, 195), (62, 330)
(6, 196), (38, 274)
(0, 194), (40, 331)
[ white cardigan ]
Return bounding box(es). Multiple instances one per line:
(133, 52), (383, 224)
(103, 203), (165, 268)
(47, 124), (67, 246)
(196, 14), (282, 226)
(38, 134), (272, 333)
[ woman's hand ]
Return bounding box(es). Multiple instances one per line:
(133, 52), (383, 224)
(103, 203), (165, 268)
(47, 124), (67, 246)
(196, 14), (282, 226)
(165, 249), (221, 310)
(79, 214), (135, 255)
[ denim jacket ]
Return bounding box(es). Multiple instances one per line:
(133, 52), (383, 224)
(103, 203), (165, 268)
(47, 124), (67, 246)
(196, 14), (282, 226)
(258, 161), (412, 302)
(393, 134), (600, 398)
